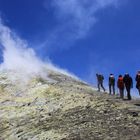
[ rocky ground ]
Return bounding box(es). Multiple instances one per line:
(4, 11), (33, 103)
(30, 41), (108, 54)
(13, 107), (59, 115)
(0, 70), (140, 140)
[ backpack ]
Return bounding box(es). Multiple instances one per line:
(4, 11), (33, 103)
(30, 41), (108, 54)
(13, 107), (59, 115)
(98, 75), (104, 81)
(109, 76), (115, 85)
(118, 77), (124, 88)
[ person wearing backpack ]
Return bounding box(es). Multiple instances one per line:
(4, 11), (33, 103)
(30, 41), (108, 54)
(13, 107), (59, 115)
(109, 74), (115, 95)
(117, 75), (124, 99)
(123, 73), (133, 100)
(96, 73), (105, 92)
(135, 71), (140, 95)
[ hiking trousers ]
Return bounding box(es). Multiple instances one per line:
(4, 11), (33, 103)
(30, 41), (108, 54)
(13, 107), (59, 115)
(126, 87), (132, 100)
(136, 86), (140, 96)
(98, 82), (105, 92)
(109, 84), (115, 95)
(119, 88), (124, 99)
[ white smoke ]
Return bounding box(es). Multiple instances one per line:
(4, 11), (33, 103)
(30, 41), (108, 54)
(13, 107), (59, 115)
(0, 19), (47, 80)
(0, 19), (77, 83)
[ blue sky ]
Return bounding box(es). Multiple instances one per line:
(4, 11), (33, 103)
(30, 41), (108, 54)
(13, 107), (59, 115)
(0, 0), (140, 96)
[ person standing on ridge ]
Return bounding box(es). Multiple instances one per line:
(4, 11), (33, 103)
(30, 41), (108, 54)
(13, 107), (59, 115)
(135, 71), (140, 96)
(109, 74), (115, 95)
(123, 73), (133, 100)
(96, 73), (105, 92)
(117, 75), (124, 99)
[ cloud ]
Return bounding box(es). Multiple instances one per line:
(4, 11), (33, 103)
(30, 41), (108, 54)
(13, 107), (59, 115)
(0, 19), (46, 78)
(52, 0), (118, 37)
(0, 18), (78, 84)
(43, 0), (120, 52)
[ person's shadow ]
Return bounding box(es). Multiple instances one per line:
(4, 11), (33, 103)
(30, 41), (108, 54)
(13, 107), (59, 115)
(134, 103), (140, 107)
(123, 99), (131, 101)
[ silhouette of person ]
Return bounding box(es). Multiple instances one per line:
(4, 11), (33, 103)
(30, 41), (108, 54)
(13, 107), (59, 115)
(96, 73), (105, 92)
(109, 74), (115, 95)
(135, 71), (140, 96)
(123, 73), (133, 100)
(117, 75), (124, 99)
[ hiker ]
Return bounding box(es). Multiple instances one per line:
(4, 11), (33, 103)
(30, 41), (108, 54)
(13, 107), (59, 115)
(96, 73), (105, 92)
(135, 71), (140, 95)
(117, 75), (124, 99)
(123, 73), (133, 100)
(109, 74), (115, 95)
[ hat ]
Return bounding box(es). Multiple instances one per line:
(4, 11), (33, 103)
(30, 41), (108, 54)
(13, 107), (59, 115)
(119, 75), (122, 77)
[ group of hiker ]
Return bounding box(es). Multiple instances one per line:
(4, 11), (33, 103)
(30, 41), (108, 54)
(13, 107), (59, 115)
(96, 71), (140, 100)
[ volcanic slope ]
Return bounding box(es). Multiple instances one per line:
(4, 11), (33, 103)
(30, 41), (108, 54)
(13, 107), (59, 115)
(0, 70), (140, 140)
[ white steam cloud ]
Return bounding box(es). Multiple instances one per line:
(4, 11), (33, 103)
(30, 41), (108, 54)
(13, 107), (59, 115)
(0, 19), (47, 80)
(0, 19), (77, 83)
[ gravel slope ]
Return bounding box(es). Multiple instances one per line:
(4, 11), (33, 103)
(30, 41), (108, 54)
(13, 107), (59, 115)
(0, 71), (140, 140)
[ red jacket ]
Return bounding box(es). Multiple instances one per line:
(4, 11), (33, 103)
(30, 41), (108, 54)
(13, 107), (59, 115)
(117, 77), (124, 89)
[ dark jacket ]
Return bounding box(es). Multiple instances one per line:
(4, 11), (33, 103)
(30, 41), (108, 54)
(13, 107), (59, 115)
(123, 75), (133, 88)
(109, 75), (115, 85)
(135, 74), (140, 89)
